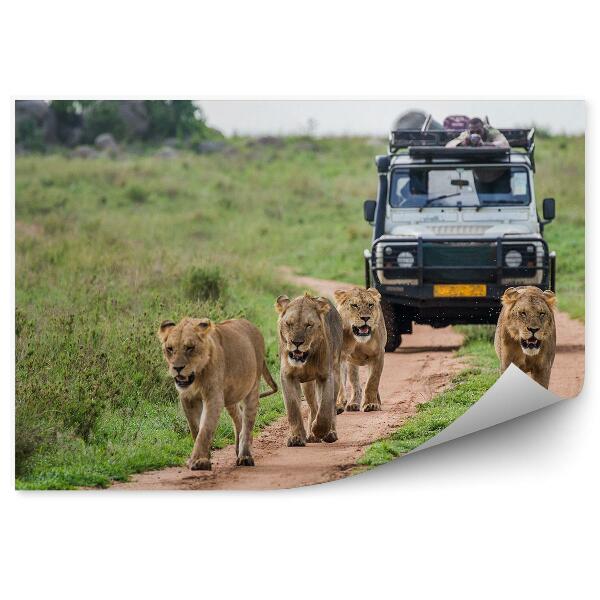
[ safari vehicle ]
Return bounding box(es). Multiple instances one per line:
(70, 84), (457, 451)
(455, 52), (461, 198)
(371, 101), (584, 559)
(363, 125), (556, 351)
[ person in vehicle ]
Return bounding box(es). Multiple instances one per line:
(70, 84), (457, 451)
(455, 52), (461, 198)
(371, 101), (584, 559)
(446, 117), (509, 148)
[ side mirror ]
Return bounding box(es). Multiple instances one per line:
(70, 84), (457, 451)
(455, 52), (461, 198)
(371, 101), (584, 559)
(363, 200), (376, 222)
(543, 197), (556, 221)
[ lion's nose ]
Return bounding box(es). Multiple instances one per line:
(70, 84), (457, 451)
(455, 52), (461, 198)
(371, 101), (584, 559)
(292, 339), (304, 348)
(361, 316), (371, 323)
(173, 365), (185, 374)
(527, 327), (540, 335)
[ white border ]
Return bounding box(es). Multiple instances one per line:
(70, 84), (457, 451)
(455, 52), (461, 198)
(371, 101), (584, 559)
(1, 2), (597, 599)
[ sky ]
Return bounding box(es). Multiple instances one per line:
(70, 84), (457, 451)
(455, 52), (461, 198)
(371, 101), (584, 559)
(199, 100), (585, 137)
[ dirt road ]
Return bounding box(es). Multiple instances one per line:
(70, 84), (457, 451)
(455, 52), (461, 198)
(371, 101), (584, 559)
(110, 274), (584, 491)
(111, 273), (465, 490)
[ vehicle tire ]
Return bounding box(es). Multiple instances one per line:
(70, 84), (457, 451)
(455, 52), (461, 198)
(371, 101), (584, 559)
(381, 300), (402, 352)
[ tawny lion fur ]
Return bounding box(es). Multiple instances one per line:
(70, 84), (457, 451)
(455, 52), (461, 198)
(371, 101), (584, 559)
(157, 317), (277, 470)
(334, 287), (386, 413)
(494, 286), (557, 389)
(275, 293), (343, 446)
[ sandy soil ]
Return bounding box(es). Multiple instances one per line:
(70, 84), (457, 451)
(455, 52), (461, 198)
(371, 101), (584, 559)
(548, 310), (585, 399)
(110, 273), (584, 491)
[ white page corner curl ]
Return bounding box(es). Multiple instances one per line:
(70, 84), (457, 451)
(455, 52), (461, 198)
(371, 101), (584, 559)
(409, 364), (563, 455)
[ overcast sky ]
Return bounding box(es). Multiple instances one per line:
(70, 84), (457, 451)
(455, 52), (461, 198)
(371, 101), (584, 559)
(199, 100), (585, 137)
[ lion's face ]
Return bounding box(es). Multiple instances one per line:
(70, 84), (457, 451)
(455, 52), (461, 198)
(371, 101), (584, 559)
(157, 318), (214, 390)
(334, 287), (381, 343)
(502, 287), (556, 356)
(275, 294), (330, 367)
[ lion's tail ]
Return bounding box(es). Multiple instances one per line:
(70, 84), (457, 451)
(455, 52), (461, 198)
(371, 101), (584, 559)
(259, 360), (279, 398)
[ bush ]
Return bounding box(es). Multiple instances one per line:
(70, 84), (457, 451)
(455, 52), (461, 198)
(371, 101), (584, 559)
(82, 101), (126, 143)
(16, 117), (45, 152)
(126, 185), (149, 204)
(184, 266), (226, 302)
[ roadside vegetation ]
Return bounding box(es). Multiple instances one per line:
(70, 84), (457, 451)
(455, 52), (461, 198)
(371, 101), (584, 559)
(358, 326), (498, 467)
(15, 135), (583, 488)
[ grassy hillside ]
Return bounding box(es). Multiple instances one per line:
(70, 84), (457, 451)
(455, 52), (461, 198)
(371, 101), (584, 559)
(15, 135), (584, 488)
(535, 136), (585, 320)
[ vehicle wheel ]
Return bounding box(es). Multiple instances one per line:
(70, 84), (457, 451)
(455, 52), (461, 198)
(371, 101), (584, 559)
(381, 300), (402, 352)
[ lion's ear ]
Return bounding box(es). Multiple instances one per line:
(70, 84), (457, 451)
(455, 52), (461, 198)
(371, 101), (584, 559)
(275, 295), (290, 314)
(194, 318), (214, 334)
(542, 290), (557, 307)
(157, 319), (176, 342)
(501, 287), (520, 306)
(333, 289), (348, 304)
(314, 297), (331, 315)
(366, 287), (381, 302)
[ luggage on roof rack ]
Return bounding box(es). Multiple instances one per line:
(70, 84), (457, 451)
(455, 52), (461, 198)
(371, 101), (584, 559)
(388, 127), (536, 169)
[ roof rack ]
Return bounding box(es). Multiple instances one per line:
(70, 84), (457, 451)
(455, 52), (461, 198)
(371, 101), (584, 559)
(389, 127), (536, 169)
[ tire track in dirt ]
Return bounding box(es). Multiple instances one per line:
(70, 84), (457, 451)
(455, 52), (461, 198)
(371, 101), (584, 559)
(110, 273), (584, 490)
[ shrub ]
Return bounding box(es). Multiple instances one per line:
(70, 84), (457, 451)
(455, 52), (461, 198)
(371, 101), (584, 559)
(16, 117), (45, 152)
(126, 185), (149, 204)
(82, 101), (126, 143)
(184, 266), (225, 302)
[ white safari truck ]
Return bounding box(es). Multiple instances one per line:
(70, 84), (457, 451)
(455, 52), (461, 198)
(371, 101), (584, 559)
(363, 127), (556, 351)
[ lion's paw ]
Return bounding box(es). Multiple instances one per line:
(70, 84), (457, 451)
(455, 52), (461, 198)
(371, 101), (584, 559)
(362, 402), (381, 412)
(287, 435), (306, 447)
(322, 431), (338, 443)
(236, 455), (255, 467)
(345, 402), (360, 412)
(336, 405), (346, 415)
(188, 458), (212, 471)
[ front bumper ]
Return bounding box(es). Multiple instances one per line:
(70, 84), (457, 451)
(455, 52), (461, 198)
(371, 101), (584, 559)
(370, 235), (552, 291)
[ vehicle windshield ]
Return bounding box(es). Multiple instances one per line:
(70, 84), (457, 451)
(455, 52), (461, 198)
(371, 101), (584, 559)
(389, 166), (531, 209)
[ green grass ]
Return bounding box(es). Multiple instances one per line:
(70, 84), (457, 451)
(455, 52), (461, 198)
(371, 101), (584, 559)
(15, 135), (584, 488)
(536, 135), (585, 320)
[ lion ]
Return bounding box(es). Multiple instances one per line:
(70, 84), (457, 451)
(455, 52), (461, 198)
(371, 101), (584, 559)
(157, 317), (277, 470)
(494, 286), (557, 389)
(275, 293), (343, 446)
(334, 287), (386, 412)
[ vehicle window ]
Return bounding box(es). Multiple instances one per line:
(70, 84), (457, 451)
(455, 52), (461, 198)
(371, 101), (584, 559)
(390, 167), (531, 208)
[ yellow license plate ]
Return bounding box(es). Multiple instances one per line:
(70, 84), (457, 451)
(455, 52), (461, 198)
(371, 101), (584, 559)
(433, 284), (487, 298)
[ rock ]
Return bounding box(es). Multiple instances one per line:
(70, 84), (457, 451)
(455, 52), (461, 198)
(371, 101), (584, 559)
(71, 145), (98, 159)
(393, 109), (444, 131)
(15, 100), (49, 122)
(155, 146), (178, 159)
(94, 133), (119, 153)
(61, 125), (83, 147)
(195, 140), (227, 154)
(117, 101), (149, 137)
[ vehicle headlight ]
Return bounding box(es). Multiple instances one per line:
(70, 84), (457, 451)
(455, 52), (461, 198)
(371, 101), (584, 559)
(397, 251), (415, 268)
(505, 250), (523, 268)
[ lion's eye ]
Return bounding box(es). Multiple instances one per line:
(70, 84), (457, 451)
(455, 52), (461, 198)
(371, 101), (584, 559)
(305, 322), (313, 329)
(166, 346), (174, 355)
(185, 345), (195, 353)
(350, 304), (359, 309)
(368, 303), (374, 309)
(520, 312), (527, 318)
(539, 312), (546, 319)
